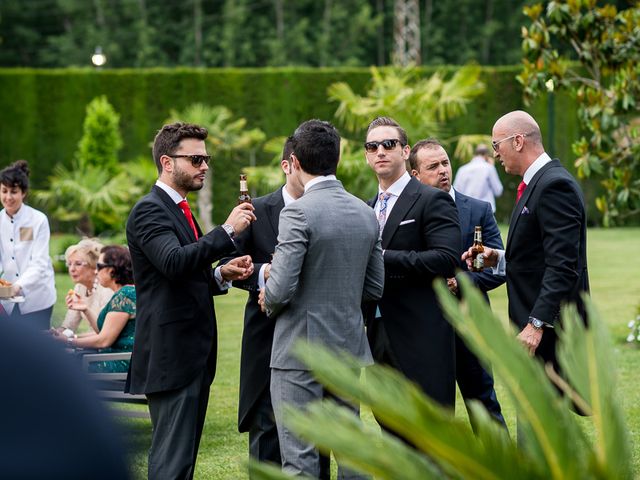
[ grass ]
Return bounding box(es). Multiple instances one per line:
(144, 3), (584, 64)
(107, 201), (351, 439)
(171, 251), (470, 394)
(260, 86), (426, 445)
(48, 226), (640, 479)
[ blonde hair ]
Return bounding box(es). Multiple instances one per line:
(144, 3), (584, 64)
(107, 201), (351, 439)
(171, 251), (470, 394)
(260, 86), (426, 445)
(64, 238), (104, 268)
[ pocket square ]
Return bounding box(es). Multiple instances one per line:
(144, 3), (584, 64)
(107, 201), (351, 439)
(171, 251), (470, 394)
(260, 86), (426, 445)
(521, 206), (530, 215)
(399, 219), (416, 225)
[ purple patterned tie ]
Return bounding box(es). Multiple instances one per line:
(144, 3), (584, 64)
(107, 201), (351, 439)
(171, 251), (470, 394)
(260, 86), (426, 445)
(377, 192), (392, 237)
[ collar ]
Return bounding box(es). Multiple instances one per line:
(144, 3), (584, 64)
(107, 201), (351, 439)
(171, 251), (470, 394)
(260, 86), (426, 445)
(156, 180), (186, 204)
(523, 152), (552, 185)
(378, 171), (411, 198)
(281, 185), (296, 206)
(3, 203), (27, 221)
(448, 187), (456, 202)
(304, 175), (337, 194)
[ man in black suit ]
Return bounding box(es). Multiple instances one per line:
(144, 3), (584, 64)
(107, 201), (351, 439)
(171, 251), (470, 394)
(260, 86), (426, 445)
(126, 122), (256, 479)
(364, 117), (460, 409)
(409, 138), (507, 430)
(463, 110), (589, 371)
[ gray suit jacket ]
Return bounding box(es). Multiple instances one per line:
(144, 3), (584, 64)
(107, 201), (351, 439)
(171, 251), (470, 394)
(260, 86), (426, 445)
(265, 179), (384, 370)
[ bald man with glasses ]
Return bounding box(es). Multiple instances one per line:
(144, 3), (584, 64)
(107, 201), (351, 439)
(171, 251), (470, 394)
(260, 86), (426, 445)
(463, 110), (589, 385)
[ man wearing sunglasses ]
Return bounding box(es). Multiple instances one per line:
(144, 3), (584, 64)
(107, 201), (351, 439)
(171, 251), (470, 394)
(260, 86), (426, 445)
(363, 117), (461, 418)
(126, 122), (257, 479)
(463, 110), (589, 389)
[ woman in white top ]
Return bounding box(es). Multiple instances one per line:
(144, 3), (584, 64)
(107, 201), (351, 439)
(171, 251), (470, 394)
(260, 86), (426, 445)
(56, 238), (113, 334)
(0, 160), (56, 329)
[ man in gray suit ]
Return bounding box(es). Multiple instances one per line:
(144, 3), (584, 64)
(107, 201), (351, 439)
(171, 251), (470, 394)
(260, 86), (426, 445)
(258, 119), (384, 478)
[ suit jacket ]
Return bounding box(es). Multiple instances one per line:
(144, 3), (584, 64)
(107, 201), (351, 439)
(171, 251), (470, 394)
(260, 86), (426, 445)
(368, 177), (461, 406)
(125, 185), (235, 394)
(454, 191), (505, 296)
(265, 179), (384, 371)
(505, 159), (589, 364)
(225, 188), (283, 432)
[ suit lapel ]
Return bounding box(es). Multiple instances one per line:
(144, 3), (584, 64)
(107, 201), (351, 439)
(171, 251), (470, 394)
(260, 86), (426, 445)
(152, 185), (197, 243)
(381, 177), (420, 247)
(455, 193), (471, 237)
(266, 188), (285, 238)
(506, 160), (558, 252)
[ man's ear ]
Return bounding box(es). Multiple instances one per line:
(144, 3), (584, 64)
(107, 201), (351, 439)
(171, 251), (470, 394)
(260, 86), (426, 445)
(280, 159), (290, 174)
(410, 169), (419, 177)
(160, 155), (174, 174)
(402, 144), (411, 160)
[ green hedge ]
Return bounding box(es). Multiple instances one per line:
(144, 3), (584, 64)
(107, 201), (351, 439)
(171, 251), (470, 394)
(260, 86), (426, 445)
(0, 66), (596, 225)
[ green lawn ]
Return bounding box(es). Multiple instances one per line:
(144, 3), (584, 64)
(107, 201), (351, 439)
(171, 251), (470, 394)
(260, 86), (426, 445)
(49, 227), (640, 479)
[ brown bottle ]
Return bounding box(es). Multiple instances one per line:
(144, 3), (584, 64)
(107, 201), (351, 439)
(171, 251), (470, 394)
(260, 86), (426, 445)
(470, 225), (484, 272)
(238, 174), (251, 204)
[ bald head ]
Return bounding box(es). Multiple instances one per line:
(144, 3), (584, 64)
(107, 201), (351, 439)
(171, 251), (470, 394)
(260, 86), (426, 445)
(494, 110), (543, 146)
(492, 110), (545, 176)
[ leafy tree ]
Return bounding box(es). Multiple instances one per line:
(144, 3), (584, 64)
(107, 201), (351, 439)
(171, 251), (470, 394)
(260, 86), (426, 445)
(519, 1), (640, 226)
(34, 96), (148, 235)
(75, 95), (122, 174)
(329, 64), (490, 164)
(249, 275), (633, 479)
(167, 104), (266, 230)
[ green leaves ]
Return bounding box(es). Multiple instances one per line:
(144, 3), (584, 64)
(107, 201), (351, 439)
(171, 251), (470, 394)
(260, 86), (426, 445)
(252, 275), (633, 479)
(519, 2), (640, 225)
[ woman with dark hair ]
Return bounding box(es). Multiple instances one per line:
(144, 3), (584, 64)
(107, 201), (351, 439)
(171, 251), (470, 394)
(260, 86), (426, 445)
(0, 160), (56, 329)
(54, 245), (136, 373)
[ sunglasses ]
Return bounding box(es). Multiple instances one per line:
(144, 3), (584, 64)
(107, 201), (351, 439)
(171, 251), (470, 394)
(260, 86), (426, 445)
(492, 133), (528, 152)
(364, 138), (402, 153)
(168, 154), (211, 167)
(96, 262), (113, 271)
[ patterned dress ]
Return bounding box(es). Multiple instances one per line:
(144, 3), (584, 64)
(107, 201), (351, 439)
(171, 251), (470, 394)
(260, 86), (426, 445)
(88, 285), (136, 373)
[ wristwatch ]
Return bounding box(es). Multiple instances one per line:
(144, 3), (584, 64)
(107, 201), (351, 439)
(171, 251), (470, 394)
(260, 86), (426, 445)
(528, 316), (545, 330)
(221, 223), (235, 239)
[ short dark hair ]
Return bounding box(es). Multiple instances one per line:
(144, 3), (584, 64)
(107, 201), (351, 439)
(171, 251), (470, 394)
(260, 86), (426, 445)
(101, 245), (134, 286)
(408, 138), (444, 171)
(0, 160), (30, 192)
(291, 120), (340, 175)
(366, 117), (408, 146)
(152, 122), (208, 174)
(282, 135), (295, 161)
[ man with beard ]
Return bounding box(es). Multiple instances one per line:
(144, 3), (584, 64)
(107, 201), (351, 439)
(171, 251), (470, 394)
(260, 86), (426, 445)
(126, 122), (256, 479)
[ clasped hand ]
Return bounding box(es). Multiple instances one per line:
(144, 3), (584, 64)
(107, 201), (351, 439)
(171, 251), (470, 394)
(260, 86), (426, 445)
(461, 246), (499, 270)
(220, 255), (254, 282)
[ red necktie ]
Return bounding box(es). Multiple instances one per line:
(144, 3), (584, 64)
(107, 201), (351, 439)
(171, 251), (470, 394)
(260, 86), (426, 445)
(178, 200), (199, 240)
(516, 181), (527, 203)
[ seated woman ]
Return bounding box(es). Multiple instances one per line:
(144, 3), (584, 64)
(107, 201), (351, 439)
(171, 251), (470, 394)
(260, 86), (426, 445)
(56, 238), (113, 335)
(55, 245), (135, 373)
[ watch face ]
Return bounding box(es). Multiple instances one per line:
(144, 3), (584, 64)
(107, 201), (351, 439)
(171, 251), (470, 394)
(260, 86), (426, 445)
(532, 318), (544, 328)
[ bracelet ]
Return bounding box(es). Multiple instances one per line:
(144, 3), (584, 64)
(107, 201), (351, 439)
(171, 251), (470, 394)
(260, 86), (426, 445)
(67, 334), (77, 346)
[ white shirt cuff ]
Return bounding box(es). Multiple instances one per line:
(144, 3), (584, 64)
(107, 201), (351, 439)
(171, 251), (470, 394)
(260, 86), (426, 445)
(214, 266), (232, 290)
(491, 249), (507, 276)
(258, 264), (268, 290)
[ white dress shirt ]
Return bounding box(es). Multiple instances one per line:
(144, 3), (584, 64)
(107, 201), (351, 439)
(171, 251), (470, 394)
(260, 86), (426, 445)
(0, 204), (56, 314)
(453, 156), (504, 212)
(492, 152), (552, 276)
(257, 185), (298, 290)
(155, 180), (230, 289)
(375, 172), (412, 219)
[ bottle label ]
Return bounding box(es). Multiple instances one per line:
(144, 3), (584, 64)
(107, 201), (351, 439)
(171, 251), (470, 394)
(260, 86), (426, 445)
(473, 253), (484, 270)
(240, 180), (248, 191)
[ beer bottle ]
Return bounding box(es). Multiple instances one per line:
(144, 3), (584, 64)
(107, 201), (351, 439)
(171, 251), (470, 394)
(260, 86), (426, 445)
(470, 225), (484, 272)
(238, 173), (251, 204)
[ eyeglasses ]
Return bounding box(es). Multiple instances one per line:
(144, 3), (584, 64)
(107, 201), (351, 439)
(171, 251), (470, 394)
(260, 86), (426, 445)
(96, 262), (113, 271)
(66, 261), (89, 269)
(364, 139), (402, 153)
(168, 154), (211, 167)
(492, 133), (528, 152)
